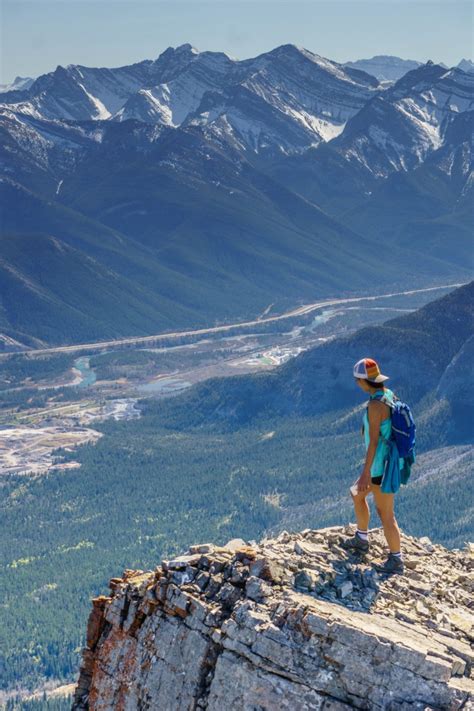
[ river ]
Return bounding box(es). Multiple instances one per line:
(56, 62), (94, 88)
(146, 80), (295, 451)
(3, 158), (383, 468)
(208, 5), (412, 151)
(74, 357), (97, 388)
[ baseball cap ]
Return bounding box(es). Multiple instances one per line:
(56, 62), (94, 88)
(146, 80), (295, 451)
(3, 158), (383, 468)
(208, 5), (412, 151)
(353, 357), (389, 383)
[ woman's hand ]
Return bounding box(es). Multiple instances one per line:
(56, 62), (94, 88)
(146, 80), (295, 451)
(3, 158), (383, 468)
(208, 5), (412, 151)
(356, 470), (371, 492)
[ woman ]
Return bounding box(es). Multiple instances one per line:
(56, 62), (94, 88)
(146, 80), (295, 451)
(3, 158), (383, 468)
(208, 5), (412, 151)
(343, 357), (404, 574)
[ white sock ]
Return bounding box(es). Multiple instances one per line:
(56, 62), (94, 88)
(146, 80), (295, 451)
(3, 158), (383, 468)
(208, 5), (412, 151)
(356, 529), (368, 541)
(391, 551), (402, 558)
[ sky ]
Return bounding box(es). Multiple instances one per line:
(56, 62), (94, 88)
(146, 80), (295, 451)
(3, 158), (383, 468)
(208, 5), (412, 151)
(1, 0), (472, 84)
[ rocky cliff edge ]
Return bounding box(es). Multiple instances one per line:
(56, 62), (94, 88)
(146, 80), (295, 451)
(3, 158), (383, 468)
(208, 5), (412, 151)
(73, 526), (474, 710)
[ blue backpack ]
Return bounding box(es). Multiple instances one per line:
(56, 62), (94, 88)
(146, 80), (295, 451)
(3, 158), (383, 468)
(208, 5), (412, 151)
(372, 390), (416, 458)
(371, 391), (416, 493)
(390, 398), (416, 458)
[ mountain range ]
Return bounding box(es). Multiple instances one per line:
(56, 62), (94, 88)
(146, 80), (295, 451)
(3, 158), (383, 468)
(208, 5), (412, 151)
(3, 54), (472, 95)
(1, 44), (473, 346)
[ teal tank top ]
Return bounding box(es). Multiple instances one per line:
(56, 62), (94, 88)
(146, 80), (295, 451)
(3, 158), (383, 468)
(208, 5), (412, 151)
(362, 387), (395, 477)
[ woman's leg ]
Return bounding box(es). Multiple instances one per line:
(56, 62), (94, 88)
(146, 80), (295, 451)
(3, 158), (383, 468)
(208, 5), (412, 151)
(372, 485), (401, 553)
(351, 487), (371, 531)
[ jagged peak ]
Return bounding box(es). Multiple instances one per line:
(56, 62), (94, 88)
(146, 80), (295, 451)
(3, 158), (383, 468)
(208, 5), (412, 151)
(153, 43), (237, 67)
(158, 43), (200, 58)
(389, 59), (454, 94)
(175, 42), (200, 54)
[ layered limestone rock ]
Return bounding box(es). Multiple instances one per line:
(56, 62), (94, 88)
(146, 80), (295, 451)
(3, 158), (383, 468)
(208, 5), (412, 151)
(73, 526), (474, 710)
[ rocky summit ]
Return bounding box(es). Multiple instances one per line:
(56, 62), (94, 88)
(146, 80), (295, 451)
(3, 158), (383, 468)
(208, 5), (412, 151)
(73, 526), (474, 710)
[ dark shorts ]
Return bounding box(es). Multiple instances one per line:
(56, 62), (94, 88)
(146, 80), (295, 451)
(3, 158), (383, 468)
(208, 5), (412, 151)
(371, 475), (383, 486)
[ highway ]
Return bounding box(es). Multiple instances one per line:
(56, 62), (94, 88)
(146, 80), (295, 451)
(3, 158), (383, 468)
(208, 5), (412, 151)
(3, 282), (466, 359)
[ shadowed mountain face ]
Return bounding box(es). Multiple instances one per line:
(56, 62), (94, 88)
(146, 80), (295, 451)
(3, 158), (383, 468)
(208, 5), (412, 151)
(1, 163), (425, 346)
(339, 110), (474, 265)
(436, 334), (474, 440)
(1, 45), (473, 345)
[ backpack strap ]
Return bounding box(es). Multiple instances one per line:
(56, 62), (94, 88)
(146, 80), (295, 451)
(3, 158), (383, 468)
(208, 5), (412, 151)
(366, 391), (395, 444)
(369, 390), (394, 409)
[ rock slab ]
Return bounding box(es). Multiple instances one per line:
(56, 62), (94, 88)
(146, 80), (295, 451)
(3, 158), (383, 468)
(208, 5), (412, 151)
(72, 527), (474, 710)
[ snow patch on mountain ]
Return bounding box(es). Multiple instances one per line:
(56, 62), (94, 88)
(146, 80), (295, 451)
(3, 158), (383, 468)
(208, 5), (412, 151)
(65, 65), (153, 117)
(292, 110), (346, 141)
(396, 98), (443, 151)
(115, 71), (214, 126)
(77, 82), (111, 120)
(331, 63), (474, 178)
(0, 107), (101, 175)
(115, 51), (235, 124)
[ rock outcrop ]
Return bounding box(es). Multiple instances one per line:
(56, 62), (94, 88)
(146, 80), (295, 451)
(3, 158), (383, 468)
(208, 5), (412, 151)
(73, 526), (474, 710)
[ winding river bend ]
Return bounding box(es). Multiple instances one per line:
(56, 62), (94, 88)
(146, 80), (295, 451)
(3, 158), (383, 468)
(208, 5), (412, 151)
(73, 357), (97, 388)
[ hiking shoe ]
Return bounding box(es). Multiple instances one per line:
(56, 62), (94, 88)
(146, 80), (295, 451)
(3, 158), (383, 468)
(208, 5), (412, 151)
(373, 554), (404, 575)
(341, 533), (369, 553)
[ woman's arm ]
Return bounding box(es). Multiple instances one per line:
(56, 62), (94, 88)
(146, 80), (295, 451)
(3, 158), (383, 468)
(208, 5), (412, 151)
(357, 401), (384, 491)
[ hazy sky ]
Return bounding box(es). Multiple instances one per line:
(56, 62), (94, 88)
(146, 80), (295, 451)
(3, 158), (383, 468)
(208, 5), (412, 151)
(1, 0), (472, 84)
